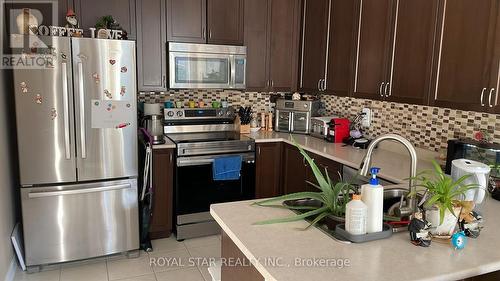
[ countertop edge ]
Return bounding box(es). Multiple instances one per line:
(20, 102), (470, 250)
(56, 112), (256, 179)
(210, 206), (277, 281)
(251, 136), (407, 184)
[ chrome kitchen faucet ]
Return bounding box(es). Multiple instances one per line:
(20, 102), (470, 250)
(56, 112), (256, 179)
(359, 134), (418, 217)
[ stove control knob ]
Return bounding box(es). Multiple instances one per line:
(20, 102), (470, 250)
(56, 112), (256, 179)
(176, 111), (183, 117)
(166, 111), (174, 117)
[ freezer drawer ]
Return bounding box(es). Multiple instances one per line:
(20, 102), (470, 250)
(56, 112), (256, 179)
(21, 179), (139, 266)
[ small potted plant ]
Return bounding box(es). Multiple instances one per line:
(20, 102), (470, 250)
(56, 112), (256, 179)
(410, 161), (479, 236)
(253, 139), (355, 229)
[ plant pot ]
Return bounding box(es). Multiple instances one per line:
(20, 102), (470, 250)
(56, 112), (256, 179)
(425, 206), (461, 236)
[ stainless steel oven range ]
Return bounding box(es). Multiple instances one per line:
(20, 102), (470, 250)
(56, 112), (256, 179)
(164, 107), (255, 240)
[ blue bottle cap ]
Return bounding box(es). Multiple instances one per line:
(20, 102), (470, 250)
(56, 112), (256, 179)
(369, 167), (381, 185)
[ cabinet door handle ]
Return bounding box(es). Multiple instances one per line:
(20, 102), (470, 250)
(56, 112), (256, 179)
(317, 79), (322, 91)
(170, 152), (173, 163)
(162, 75), (166, 88)
(271, 80), (274, 87)
(202, 28), (206, 39)
(323, 79), (327, 91)
(384, 82), (390, 97)
(209, 30), (212, 39)
(488, 88), (495, 108)
(379, 82), (385, 97)
(480, 88), (487, 106)
(258, 146), (261, 155)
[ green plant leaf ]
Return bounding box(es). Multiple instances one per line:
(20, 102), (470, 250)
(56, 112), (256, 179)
(303, 212), (329, 230)
(253, 206), (328, 225)
(252, 192), (325, 206)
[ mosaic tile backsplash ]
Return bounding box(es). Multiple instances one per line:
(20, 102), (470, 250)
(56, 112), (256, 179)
(321, 95), (500, 152)
(138, 90), (500, 152)
(138, 90), (274, 113)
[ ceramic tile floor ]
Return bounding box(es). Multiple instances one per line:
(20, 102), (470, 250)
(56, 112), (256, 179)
(13, 235), (221, 281)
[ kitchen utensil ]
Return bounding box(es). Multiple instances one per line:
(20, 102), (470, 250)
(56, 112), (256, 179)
(451, 159), (490, 205)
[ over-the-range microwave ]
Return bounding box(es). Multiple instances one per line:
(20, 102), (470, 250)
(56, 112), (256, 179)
(168, 42), (246, 89)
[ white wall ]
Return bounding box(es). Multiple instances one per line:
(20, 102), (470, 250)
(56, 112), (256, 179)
(0, 69), (17, 280)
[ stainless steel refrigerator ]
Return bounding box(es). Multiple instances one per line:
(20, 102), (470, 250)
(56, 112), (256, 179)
(13, 36), (139, 267)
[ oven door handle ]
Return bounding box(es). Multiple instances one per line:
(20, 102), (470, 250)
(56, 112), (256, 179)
(177, 153), (255, 167)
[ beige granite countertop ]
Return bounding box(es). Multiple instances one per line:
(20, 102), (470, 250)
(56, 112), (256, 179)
(246, 131), (437, 184)
(211, 194), (500, 281)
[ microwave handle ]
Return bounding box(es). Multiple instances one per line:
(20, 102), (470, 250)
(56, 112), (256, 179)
(289, 112), (294, 132)
(230, 55), (236, 87)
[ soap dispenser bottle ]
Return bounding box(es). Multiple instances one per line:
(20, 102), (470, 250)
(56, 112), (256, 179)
(361, 167), (384, 233)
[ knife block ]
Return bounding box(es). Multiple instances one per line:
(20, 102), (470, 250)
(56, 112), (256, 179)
(236, 118), (250, 134)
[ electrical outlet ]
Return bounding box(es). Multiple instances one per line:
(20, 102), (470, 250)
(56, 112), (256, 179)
(361, 108), (371, 127)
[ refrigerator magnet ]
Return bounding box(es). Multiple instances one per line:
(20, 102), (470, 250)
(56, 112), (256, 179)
(120, 66), (127, 73)
(60, 53), (67, 60)
(20, 82), (28, 93)
(109, 59), (116, 65)
(35, 94), (42, 104)
(120, 86), (126, 96)
(92, 73), (100, 84)
(115, 122), (130, 129)
(104, 89), (112, 99)
(50, 108), (57, 120)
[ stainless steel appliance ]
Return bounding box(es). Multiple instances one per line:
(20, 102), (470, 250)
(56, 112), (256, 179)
(143, 114), (165, 144)
(13, 36), (139, 267)
(164, 107), (255, 240)
(274, 99), (320, 134)
(168, 42), (246, 89)
(310, 116), (338, 139)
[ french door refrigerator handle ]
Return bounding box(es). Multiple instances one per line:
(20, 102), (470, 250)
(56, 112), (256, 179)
(61, 62), (71, 160)
(28, 183), (131, 198)
(77, 62), (87, 158)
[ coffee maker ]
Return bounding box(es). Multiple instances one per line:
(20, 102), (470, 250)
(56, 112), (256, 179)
(142, 103), (165, 145)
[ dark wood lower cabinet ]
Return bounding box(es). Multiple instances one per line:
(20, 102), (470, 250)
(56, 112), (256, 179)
(282, 143), (343, 194)
(255, 143), (282, 199)
(221, 231), (265, 281)
(149, 148), (174, 239)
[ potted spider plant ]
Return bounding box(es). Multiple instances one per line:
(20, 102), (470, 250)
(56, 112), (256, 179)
(410, 161), (480, 236)
(252, 139), (355, 230)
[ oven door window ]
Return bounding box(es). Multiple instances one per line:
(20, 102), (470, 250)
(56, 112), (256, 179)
(176, 161), (255, 215)
(277, 111), (291, 132)
(292, 112), (309, 133)
(175, 56), (230, 85)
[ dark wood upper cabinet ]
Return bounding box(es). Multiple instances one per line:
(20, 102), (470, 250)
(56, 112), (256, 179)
(244, 0), (300, 91)
(136, 0), (167, 92)
(74, 0), (136, 39)
(255, 143), (282, 199)
(207, 0), (244, 45)
(324, 0), (357, 96)
(267, 0), (301, 91)
(352, 0), (394, 100)
(166, 0), (206, 43)
(433, 0), (499, 112)
(298, 0), (330, 92)
(492, 11), (500, 114)
(386, 0), (438, 105)
(244, 0), (270, 90)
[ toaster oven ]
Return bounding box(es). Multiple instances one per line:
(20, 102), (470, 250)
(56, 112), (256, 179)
(274, 99), (320, 134)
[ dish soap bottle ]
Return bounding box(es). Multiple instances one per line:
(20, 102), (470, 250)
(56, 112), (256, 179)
(345, 194), (367, 235)
(361, 167), (384, 233)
